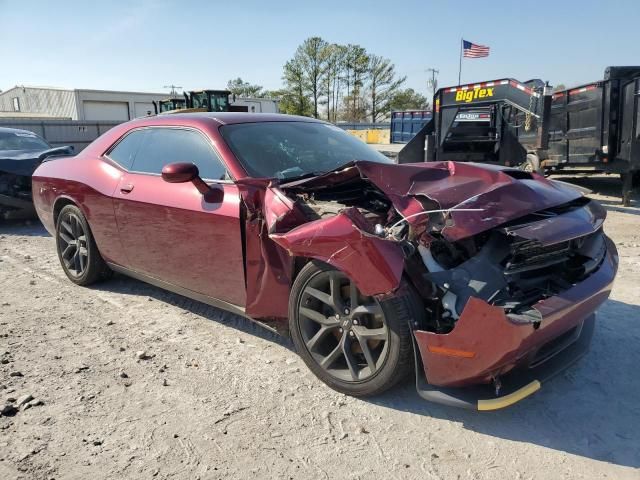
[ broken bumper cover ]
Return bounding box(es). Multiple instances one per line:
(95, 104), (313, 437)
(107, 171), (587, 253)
(412, 237), (618, 410)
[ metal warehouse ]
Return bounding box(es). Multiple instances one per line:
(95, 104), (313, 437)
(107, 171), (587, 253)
(0, 86), (166, 121)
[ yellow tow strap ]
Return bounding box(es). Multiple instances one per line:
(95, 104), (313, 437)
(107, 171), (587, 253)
(477, 380), (542, 411)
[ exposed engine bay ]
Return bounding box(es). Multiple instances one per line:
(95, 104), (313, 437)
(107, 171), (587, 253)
(268, 160), (608, 336)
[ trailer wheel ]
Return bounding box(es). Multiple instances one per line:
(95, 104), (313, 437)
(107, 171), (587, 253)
(621, 172), (634, 207)
(521, 154), (542, 174)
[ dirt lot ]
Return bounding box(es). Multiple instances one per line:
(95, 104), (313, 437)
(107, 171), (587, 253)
(1, 175), (639, 480)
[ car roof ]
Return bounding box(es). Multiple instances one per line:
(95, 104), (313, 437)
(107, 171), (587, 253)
(149, 112), (325, 126)
(80, 112), (330, 164)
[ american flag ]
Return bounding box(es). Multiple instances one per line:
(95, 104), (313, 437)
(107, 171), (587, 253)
(463, 40), (490, 58)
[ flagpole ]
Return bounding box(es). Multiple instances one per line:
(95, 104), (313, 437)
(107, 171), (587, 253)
(458, 38), (463, 85)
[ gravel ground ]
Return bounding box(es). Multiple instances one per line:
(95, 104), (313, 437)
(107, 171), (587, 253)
(1, 175), (639, 480)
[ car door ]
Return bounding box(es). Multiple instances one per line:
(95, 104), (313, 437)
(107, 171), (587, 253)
(110, 126), (246, 307)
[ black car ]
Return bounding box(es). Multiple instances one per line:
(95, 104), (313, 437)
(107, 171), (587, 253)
(0, 127), (73, 220)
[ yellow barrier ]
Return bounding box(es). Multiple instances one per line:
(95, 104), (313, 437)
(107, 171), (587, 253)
(346, 129), (390, 144)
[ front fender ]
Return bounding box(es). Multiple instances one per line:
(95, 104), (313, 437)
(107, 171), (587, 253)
(237, 180), (406, 320)
(270, 207), (405, 296)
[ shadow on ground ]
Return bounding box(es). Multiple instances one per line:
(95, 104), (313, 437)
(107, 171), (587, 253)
(0, 219), (51, 237)
(367, 298), (640, 469)
(94, 273), (294, 351)
(98, 268), (640, 468)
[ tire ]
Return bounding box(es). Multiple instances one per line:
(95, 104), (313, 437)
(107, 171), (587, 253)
(621, 172), (638, 207)
(55, 204), (112, 286)
(289, 261), (416, 397)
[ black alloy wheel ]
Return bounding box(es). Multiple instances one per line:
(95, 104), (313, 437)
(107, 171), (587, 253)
(298, 270), (390, 382)
(289, 261), (416, 397)
(57, 210), (89, 278)
(55, 204), (112, 286)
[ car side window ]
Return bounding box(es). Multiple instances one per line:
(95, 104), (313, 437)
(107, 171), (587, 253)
(107, 130), (145, 170)
(131, 128), (228, 180)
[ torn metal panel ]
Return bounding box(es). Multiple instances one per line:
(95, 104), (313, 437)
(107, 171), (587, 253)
(236, 180), (293, 319)
(501, 198), (606, 246)
(414, 236), (617, 387)
(238, 175), (407, 318)
(291, 160), (584, 241)
(420, 202), (611, 329)
(237, 158), (603, 330)
(270, 208), (405, 296)
(263, 185), (309, 234)
(357, 161), (583, 241)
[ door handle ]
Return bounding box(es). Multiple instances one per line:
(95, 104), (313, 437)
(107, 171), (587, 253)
(120, 183), (134, 194)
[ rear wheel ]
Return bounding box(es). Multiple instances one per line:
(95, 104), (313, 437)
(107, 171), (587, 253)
(55, 204), (112, 286)
(289, 261), (415, 397)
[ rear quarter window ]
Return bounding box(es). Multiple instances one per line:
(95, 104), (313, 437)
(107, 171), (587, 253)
(107, 130), (145, 170)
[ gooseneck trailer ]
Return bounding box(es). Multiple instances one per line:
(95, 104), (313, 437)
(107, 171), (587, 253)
(399, 66), (640, 205)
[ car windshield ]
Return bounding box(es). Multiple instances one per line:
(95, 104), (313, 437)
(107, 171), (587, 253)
(0, 131), (50, 151)
(220, 121), (392, 180)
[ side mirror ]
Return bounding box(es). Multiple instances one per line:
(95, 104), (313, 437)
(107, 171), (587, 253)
(161, 162), (199, 183)
(161, 162), (224, 203)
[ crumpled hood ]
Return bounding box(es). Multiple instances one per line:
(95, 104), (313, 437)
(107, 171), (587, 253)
(238, 160), (588, 318)
(0, 146), (73, 176)
(288, 160), (584, 242)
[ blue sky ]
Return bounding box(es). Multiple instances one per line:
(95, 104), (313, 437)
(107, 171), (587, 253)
(1, 0), (638, 96)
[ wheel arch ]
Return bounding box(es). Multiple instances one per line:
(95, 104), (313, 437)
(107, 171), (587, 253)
(53, 196), (79, 225)
(291, 256), (314, 285)
(52, 196), (106, 257)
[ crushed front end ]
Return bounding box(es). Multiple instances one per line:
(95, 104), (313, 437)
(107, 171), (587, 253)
(408, 200), (618, 409)
(246, 160), (618, 408)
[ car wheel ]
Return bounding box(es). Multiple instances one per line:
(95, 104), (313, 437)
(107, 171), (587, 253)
(55, 204), (112, 286)
(289, 261), (415, 397)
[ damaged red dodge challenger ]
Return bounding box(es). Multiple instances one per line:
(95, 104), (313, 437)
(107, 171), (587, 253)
(32, 113), (618, 410)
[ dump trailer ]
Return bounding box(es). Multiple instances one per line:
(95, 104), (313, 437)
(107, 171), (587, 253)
(523, 66), (640, 205)
(399, 67), (640, 205)
(390, 110), (432, 143)
(398, 78), (549, 168)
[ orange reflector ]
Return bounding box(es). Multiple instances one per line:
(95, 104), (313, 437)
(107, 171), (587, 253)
(427, 345), (476, 358)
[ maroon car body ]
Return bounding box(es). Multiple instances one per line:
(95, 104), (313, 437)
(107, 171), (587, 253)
(32, 113), (618, 410)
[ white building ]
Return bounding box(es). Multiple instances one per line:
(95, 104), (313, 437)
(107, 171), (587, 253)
(0, 86), (280, 120)
(232, 96), (280, 113)
(0, 86), (166, 121)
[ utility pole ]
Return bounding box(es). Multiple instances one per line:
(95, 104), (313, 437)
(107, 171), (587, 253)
(164, 85), (182, 98)
(426, 68), (439, 99)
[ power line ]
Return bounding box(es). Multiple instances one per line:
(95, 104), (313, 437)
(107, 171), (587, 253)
(426, 68), (439, 96)
(163, 85), (183, 97)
